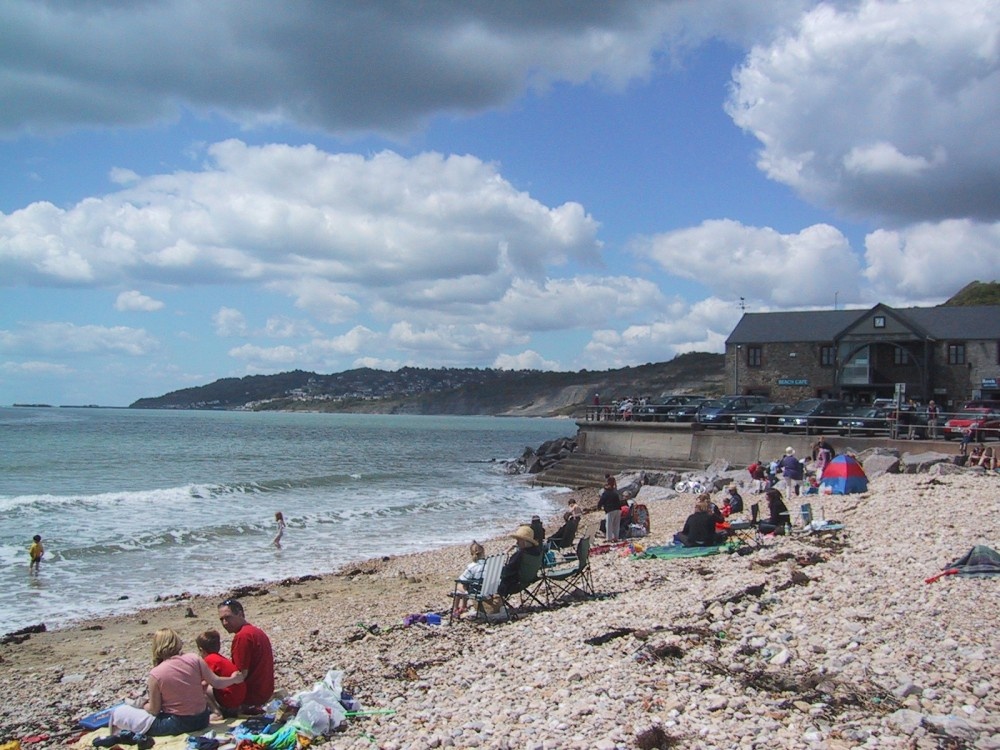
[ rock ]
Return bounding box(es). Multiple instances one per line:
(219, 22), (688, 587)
(900, 451), (952, 473)
(888, 709), (924, 734)
(893, 681), (922, 699)
(924, 714), (978, 741)
(769, 649), (792, 666)
(862, 453), (900, 479)
(927, 461), (965, 476)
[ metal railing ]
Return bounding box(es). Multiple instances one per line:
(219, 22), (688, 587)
(583, 403), (998, 441)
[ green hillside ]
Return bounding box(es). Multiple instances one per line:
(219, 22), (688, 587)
(130, 352), (726, 416)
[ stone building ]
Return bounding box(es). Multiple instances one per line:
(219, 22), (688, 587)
(725, 303), (1000, 408)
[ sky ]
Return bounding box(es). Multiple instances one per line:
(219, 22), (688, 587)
(2, 1), (999, 407)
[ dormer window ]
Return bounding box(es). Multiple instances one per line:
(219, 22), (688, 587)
(873, 315), (886, 328)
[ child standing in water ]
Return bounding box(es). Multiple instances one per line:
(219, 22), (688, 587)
(272, 512), (285, 548)
(29, 534), (43, 573)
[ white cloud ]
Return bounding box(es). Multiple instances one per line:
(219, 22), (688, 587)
(109, 167), (140, 185)
(494, 350), (561, 371)
(0, 141), (601, 298)
(228, 343), (299, 365)
(728, 0), (1000, 221)
(115, 290), (164, 312)
(843, 142), (944, 177)
(1, 360), (73, 376)
(581, 296), (738, 369)
(213, 307), (247, 337)
(388, 321), (528, 360)
(259, 316), (318, 339)
(632, 219), (861, 307)
(863, 220), (1000, 300)
(0, 322), (157, 356)
(494, 277), (668, 331)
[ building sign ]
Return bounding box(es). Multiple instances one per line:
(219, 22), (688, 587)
(983, 378), (998, 389)
(777, 378), (809, 386)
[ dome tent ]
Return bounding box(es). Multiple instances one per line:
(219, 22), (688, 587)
(819, 454), (868, 495)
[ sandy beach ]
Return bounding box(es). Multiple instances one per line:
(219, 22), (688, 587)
(2, 468), (999, 749)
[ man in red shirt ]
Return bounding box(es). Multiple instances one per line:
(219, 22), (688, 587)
(218, 599), (274, 713)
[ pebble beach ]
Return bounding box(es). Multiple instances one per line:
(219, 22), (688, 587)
(2, 468), (999, 749)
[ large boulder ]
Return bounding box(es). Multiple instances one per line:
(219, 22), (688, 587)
(900, 451), (953, 474)
(705, 458), (731, 475)
(927, 461), (966, 476)
(863, 453), (901, 479)
(635, 485), (678, 502)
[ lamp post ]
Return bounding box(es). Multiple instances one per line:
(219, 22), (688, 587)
(735, 345), (742, 395)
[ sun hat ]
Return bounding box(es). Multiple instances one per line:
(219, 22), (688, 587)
(511, 524), (537, 545)
(785, 447), (795, 455)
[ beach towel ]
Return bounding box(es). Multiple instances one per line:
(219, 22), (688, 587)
(632, 544), (725, 560)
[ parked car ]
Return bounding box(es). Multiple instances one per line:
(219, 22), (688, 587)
(836, 406), (891, 436)
(663, 397), (711, 422)
(734, 402), (789, 432)
(944, 408), (1000, 441)
(697, 395), (770, 428)
(635, 395), (706, 422)
(777, 399), (851, 434)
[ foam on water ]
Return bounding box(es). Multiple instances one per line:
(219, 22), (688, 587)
(0, 408), (568, 632)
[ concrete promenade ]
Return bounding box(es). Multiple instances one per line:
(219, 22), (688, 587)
(575, 419), (960, 467)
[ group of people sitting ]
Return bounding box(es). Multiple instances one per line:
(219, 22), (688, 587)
(108, 599), (274, 738)
(956, 442), (998, 470)
(451, 500), (587, 618)
(674, 486), (790, 547)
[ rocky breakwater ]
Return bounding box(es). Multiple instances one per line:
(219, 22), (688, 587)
(502, 435), (577, 475)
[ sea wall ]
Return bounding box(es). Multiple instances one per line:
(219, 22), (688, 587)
(575, 420), (958, 465)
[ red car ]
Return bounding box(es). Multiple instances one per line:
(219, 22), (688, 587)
(944, 408), (1000, 441)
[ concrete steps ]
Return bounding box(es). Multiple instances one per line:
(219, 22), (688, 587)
(532, 452), (707, 489)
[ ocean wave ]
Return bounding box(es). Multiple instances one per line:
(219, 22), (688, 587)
(0, 471), (387, 512)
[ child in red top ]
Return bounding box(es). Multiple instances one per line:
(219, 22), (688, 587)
(196, 629), (246, 716)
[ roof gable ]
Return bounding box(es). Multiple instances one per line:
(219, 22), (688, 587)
(727, 304), (1000, 345)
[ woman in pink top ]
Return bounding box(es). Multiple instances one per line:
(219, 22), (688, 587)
(140, 629), (245, 735)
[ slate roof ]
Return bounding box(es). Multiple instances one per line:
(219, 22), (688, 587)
(726, 305), (1000, 345)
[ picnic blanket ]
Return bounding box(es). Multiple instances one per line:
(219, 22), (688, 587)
(631, 544), (726, 560)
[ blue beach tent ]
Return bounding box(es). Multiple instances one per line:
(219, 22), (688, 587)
(819, 454), (868, 495)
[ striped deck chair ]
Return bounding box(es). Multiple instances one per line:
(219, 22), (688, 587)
(450, 553), (504, 623)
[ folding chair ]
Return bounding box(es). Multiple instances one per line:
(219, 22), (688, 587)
(540, 536), (594, 605)
(503, 549), (546, 619)
(728, 502), (759, 546)
(546, 516), (579, 557)
(450, 553), (504, 623)
(799, 503), (814, 527)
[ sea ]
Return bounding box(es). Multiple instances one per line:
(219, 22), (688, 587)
(0, 407), (572, 634)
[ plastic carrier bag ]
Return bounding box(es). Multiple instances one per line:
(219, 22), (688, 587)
(291, 669), (347, 735)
